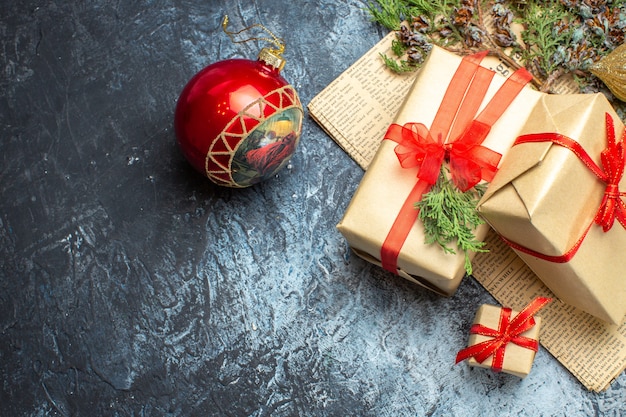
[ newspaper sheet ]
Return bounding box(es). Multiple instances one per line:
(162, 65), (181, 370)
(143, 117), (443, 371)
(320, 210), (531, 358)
(308, 31), (626, 392)
(308, 36), (419, 169)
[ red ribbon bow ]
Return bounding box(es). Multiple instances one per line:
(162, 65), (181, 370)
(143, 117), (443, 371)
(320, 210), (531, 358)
(595, 113), (626, 231)
(391, 120), (501, 192)
(455, 297), (552, 372)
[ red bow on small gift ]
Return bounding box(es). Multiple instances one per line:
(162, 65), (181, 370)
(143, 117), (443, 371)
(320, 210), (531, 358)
(455, 297), (552, 372)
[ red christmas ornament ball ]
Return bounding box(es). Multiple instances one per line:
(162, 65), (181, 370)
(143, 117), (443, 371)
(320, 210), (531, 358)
(174, 55), (303, 188)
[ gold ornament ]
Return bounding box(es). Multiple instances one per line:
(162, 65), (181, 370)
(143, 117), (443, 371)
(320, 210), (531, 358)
(590, 43), (626, 102)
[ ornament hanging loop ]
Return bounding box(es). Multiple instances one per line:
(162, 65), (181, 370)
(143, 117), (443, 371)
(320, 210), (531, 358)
(222, 15), (286, 71)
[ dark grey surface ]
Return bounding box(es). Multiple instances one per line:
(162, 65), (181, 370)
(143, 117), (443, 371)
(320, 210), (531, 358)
(1, 1), (624, 416)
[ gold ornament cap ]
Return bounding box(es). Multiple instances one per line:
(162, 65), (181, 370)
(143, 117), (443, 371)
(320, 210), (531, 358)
(222, 15), (287, 72)
(258, 47), (286, 71)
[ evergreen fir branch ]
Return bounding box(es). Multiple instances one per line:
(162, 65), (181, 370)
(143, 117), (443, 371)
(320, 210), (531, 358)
(516, 0), (572, 77)
(405, 0), (452, 18)
(379, 52), (416, 73)
(367, 0), (407, 30)
(391, 38), (408, 57)
(415, 168), (487, 275)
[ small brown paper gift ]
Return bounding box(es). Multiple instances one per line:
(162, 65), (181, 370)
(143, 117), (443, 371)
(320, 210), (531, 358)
(477, 93), (626, 324)
(455, 297), (551, 378)
(337, 46), (542, 296)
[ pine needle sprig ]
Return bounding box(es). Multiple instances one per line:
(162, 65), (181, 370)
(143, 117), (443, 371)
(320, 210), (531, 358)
(516, 0), (572, 77)
(415, 168), (488, 275)
(380, 51), (416, 72)
(368, 0), (458, 68)
(391, 38), (408, 56)
(405, 0), (454, 19)
(367, 0), (408, 30)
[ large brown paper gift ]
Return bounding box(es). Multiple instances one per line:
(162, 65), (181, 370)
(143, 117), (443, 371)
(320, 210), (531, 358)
(477, 93), (626, 324)
(455, 297), (551, 378)
(336, 46), (543, 296)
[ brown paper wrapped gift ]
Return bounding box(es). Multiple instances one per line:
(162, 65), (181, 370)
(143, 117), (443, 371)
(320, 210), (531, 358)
(336, 46), (543, 296)
(477, 93), (626, 324)
(456, 298), (550, 378)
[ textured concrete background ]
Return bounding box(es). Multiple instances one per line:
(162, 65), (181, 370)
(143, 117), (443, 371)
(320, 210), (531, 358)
(1, 0), (624, 416)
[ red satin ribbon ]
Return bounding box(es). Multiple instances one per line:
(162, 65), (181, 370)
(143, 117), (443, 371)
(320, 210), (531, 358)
(455, 297), (552, 372)
(380, 51), (533, 273)
(500, 113), (626, 263)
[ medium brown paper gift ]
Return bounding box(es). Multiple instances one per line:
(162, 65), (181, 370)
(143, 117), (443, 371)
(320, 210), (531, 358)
(477, 93), (626, 324)
(336, 46), (542, 296)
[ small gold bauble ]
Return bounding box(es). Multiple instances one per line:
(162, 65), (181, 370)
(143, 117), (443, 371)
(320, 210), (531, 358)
(590, 43), (626, 102)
